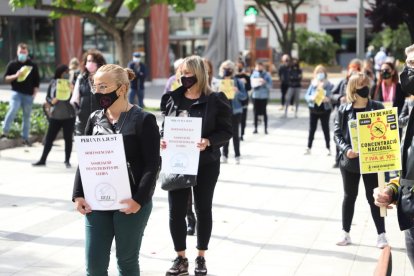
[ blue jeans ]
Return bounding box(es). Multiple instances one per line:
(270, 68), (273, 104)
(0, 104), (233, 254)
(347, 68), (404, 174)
(2, 91), (34, 140)
(85, 201), (152, 276)
(128, 88), (145, 108)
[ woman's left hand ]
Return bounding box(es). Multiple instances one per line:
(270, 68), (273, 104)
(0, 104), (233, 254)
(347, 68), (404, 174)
(119, 199), (141, 214)
(197, 138), (210, 151)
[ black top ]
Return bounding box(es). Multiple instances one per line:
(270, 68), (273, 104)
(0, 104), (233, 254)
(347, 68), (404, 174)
(178, 96), (198, 116)
(4, 59), (40, 95)
(72, 105), (160, 206)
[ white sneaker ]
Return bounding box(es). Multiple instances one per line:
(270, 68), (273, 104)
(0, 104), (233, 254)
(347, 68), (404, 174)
(235, 157), (240, 165)
(221, 156), (228, 164)
(377, 233), (388, 249)
(304, 148), (311, 155)
(336, 231), (351, 246)
(327, 149), (331, 156)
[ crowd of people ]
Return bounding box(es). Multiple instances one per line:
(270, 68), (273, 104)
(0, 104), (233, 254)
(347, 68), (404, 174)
(3, 41), (414, 275)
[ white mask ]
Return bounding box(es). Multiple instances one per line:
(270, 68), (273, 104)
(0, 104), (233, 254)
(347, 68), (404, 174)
(133, 57), (140, 63)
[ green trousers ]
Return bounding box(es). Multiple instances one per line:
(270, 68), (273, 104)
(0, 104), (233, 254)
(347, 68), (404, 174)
(84, 201), (152, 276)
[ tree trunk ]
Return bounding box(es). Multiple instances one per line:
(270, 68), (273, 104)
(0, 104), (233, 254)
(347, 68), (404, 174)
(114, 31), (133, 66)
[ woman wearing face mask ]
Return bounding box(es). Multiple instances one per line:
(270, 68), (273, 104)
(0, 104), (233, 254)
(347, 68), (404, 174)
(213, 60), (247, 164)
(371, 61), (406, 115)
(334, 73), (388, 249)
(70, 49), (106, 135)
(32, 65), (76, 168)
(304, 65), (333, 155)
(160, 55), (232, 276)
(72, 64), (160, 275)
(234, 61), (251, 141)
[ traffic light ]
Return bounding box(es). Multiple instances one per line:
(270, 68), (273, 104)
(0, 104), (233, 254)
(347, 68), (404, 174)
(245, 6), (258, 16)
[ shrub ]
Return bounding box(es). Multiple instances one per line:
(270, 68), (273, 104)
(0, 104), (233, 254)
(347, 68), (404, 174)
(0, 101), (48, 138)
(296, 28), (340, 65)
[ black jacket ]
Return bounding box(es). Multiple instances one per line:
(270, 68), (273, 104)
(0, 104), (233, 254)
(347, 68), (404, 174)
(370, 82), (406, 115)
(74, 74), (100, 135)
(72, 105), (160, 207)
(160, 86), (232, 166)
(334, 100), (384, 164)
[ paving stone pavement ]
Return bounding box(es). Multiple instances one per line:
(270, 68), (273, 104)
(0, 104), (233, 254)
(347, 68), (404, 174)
(0, 82), (413, 275)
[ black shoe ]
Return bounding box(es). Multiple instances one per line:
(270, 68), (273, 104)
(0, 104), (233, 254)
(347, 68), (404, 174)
(32, 161), (46, 166)
(253, 129), (258, 134)
(240, 136), (244, 141)
(332, 163), (339, 168)
(23, 139), (32, 147)
(194, 256), (207, 276)
(166, 256), (189, 276)
(65, 161), (71, 168)
(265, 129), (268, 135)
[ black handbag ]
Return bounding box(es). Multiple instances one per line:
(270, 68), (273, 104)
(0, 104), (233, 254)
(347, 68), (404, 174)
(339, 153), (360, 173)
(160, 173), (197, 191)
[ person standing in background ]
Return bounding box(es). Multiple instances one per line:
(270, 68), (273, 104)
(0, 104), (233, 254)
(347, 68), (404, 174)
(278, 54), (290, 111)
(70, 49), (106, 136)
(1, 43), (40, 146)
(251, 62), (272, 134)
(32, 65), (75, 168)
(128, 52), (146, 108)
(68, 57), (80, 86)
(235, 60), (251, 141)
(304, 65), (333, 156)
(284, 58), (302, 118)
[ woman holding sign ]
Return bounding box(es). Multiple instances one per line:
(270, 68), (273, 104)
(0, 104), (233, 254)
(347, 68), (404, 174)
(214, 60), (247, 164)
(304, 65), (333, 156)
(32, 64), (75, 168)
(160, 55), (232, 276)
(333, 73), (388, 248)
(72, 64), (160, 275)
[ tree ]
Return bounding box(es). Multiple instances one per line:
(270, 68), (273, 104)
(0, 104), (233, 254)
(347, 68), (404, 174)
(9, 0), (195, 66)
(254, 0), (306, 55)
(369, 0), (414, 44)
(370, 24), (411, 61)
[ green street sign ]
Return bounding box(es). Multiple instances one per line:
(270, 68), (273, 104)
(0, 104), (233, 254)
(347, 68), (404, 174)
(245, 6), (258, 16)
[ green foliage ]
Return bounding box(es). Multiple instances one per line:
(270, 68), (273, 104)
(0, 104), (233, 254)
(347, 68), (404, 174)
(370, 24), (411, 61)
(0, 102), (48, 138)
(295, 28), (340, 65)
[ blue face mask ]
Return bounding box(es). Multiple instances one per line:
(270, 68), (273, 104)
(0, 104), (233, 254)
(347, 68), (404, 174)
(18, 53), (27, 62)
(316, 73), (325, 81)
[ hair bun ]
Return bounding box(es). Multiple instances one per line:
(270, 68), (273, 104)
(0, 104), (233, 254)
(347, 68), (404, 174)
(125, 68), (136, 81)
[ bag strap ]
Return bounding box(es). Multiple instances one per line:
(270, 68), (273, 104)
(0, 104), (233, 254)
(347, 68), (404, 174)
(402, 109), (414, 177)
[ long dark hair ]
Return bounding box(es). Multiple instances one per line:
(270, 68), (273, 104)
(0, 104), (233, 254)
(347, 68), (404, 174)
(373, 62), (398, 99)
(54, 64), (69, 79)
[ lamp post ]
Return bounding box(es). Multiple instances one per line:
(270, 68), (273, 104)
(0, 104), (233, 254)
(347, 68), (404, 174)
(356, 0), (365, 59)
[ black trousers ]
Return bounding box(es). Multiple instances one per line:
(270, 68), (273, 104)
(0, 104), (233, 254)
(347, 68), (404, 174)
(223, 113), (241, 158)
(39, 117), (75, 163)
(281, 83), (289, 106)
(240, 106), (248, 138)
(253, 99), (268, 131)
(307, 110), (331, 149)
(339, 167), (385, 234)
(405, 227), (414, 268)
(168, 161), (220, 251)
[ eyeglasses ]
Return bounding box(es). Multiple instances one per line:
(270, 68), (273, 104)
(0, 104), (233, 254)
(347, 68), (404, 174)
(381, 69), (391, 73)
(91, 84), (117, 94)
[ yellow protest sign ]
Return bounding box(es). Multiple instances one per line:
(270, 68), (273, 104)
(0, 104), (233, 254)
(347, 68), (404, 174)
(56, 79), (71, 101)
(348, 120), (358, 153)
(357, 107), (401, 174)
(170, 79), (181, 91)
(313, 87), (325, 106)
(219, 79), (235, 100)
(17, 66), (33, 82)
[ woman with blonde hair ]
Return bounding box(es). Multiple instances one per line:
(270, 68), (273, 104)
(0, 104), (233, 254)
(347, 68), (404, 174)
(160, 55), (232, 276)
(333, 73), (388, 248)
(304, 65), (333, 155)
(72, 64), (160, 275)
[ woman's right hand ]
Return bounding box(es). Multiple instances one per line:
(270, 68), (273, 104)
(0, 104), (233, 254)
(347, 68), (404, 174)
(346, 149), (359, 159)
(373, 187), (394, 209)
(160, 139), (167, 150)
(74, 197), (92, 215)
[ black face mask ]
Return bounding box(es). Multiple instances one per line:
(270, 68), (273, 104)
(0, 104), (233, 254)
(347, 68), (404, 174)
(95, 87), (120, 109)
(400, 66), (414, 95)
(381, 71), (391, 79)
(223, 69), (233, 77)
(238, 68), (243, 73)
(181, 76), (197, 89)
(258, 69), (263, 74)
(356, 86), (369, 98)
